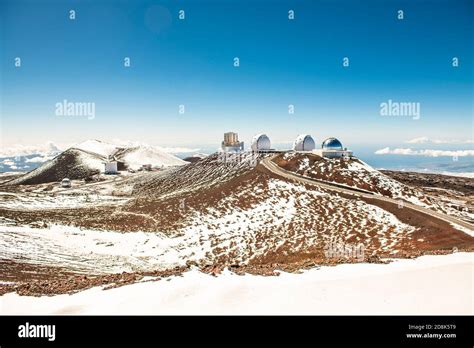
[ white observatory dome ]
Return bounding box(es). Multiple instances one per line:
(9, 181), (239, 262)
(292, 134), (316, 151)
(251, 134), (271, 151)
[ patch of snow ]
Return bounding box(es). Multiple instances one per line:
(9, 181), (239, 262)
(298, 157), (310, 171)
(450, 223), (474, 237)
(0, 224), (190, 274)
(73, 140), (118, 158)
(1, 252), (472, 315)
(119, 145), (186, 170)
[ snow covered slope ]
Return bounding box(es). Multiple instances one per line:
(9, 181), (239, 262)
(2, 252), (472, 315)
(3, 140), (187, 185)
(72, 140), (186, 169)
(73, 140), (119, 158)
(115, 145), (186, 170)
(0, 151), (472, 294)
(132, 152), (262, 198)
(277, 152), (413, 196)
(275, 152), (473, 222)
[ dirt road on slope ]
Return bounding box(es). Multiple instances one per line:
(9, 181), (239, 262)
(261, 157), (474, 233)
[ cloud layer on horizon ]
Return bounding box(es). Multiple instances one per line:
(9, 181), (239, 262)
(0, 140), (202, 158)
(406, 137), (473, 144)
(0, 142), (62, 158)
(375, 147), (474, 157)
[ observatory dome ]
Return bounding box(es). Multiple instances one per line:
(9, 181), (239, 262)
(322, 137), (343, 150)
(251, 134), (271, 151)
(293, 134), (316, 151)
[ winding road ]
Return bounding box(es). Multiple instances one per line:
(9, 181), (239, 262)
(261, 156), (474, 233)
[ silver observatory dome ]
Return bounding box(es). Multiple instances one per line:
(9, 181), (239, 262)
(322, 137), (343, 150)
(251, 134), (271, 151)
(292, 134), (316, 151)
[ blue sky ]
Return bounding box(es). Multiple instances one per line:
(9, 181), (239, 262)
(1, 0), (472, 149)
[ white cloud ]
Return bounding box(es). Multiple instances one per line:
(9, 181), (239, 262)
(1, 139), (202, 160)
(1, 159), (15, 166)
(0, 142), (62, 157)
(406, 137), (474, 144)
(375, 147), (474, 157)
(25, 155), (55, 163)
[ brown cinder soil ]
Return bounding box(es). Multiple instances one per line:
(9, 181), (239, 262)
(1, 153), (473, 296)
(381, 170), (474, 195)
